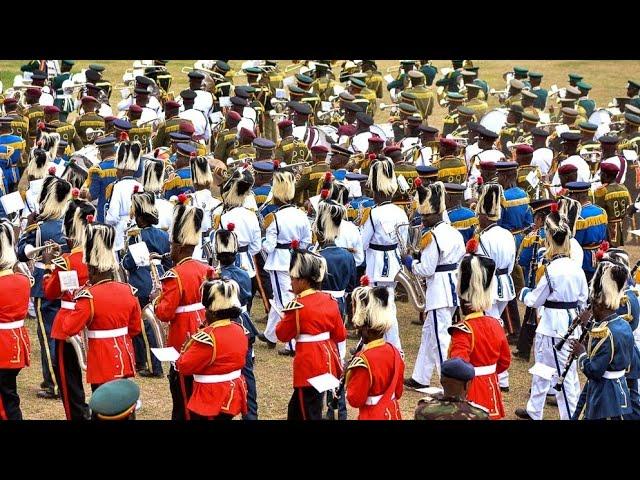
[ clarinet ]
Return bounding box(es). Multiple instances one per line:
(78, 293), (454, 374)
(330, 337), (364, 410)
(554, 304), (590, 351)
(554, 315), (594, 391)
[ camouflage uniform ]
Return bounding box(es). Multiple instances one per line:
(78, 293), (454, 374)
(414, 393), (489, 420)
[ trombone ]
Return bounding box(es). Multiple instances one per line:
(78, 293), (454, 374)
(284, 63), (304, 73)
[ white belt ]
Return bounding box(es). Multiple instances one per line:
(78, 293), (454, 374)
(474, 364), (497, 376)
(365, 393), (396, 406)
(87, 327), (128, 339)
(175, 303), (205, 313)
(194, 370), (241, 383)
(323, 290), (345, 299)
(603, 370), (626, 379)
(240, 305), (247, 313)
(60, 301), (76, 310)
(297, 332), (330, 343)
(34, 262), (46, 269)
(0, 320), (24, 330)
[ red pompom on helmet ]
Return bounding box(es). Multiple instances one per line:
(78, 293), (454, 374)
(273, 159), (281, 170)
(177, 193), (188, 204)
(119, 131), (129, 142)
(48, 166), (57, 175)
(324, 171), (332, 182)
(290, 239), (300, 250)
(550, 202), (559, 213)
(368, 153), (377, 160)
(133, 185), (139, 193)
(466, 238), (479, 254)
(600, 240), (610, 252)
(206, 266), (217, 280)
(86, 214), (95, 224)
(359, 275), (370, 286)
(595, 249), (604, 261)
(476, 176), (484, 186)
(190, 151), (196, 158)
(37, 121), (46, 131)
(226, 222), (235, 232)
(320, 188), (329, 199)
(414, 177), (423, 188)
(71, 188), (80, 198)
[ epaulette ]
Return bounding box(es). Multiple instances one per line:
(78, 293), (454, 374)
(129, 284), (138, 296)
(347, 356), (369, 370)
(73, 289), (93, 300)
(15, 270), (35, 287)
(590, 323), (610, 339)
(263, 212), (275, 229)
(160, 269), (177, 281)
(594, 186), (607, 197)
(448, 321), (472, 334)
(212, 214), (221, 229)
(191, 330), (215, 347)
(52, 256), (68, 270)
(282, 299), (304, 311)
(23, 223), (39, 234)
(420, 231), (433, 249)
(359, 207), (371, 226)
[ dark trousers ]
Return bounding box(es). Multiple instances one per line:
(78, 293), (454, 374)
(35, 297), (60, 393)
(0, 369), (22, 420)
(287, 387), (324, 420)
(501, 298), (522, 337)
(132, 296), (163, 376)
(54, 339), (89, 420)
(168, 364), (193, 420)
(250, 253), (273, 315)
(242, 347), (258, 420)
(325, 390), (347, 420)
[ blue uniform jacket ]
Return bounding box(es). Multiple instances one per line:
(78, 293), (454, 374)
(220, 263), (258, 340)
(518, 228), (545, 284)
(163, 166), (193, 199)
(448, 206), (478, 244)
(319, 244), (358, 317)
(0, 133), (24, 189)
(254, 184), (277, 217)
(17, 219), (69, 297)
(576, 316), (634, 419)
(87, 158), (117, 222)
(121, 226), (171, 300)
(498, 187), (533, 251)
(574, 203), (608, 275)
(533, 88), (548, 110)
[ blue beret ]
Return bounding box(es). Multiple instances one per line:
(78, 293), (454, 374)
(95, 136), (116, 147)
(180, 89), (197, 101)
(234, 86), (251, 98)
(253, 138), (276, 149)
(176, 143), (196, 156)
(478, 128), (499, 140)
(344, 102), (363, 113)
(495, 161), (518, 171)
(89, 379), (139, 420)
(169, 132), (191, 142)
(346, 172), (368, 181)
(419, 125), (438, 134)
(599, 135), (619, 145)
(292, 102), (313, 116)
(253, 161), (275, 173)
(188, 70), (205, 80)
(333, 169), (347, 181)
(350, 78), (367, 89)
(230, 96), (247, 106)
(58, 140), (68, 147)
(112, 118), (131, 131)
(530, 199), (555, 212)
(565, 181), (591, 193)
(560, 132), (581, 142)
(32, 70), (48, 80)
(416, 165), (438, 176)
(444, 182), (466, 193)
(441, 358), (475, 381)
(531, 127), (550, 137)
(356, 112), (374, 126)
(216, 60), (230, 72)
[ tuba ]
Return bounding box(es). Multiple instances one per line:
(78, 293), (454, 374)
(394, 223), (426, 312)
(68, 331), (88, 371)
(142, 253), (168, 348)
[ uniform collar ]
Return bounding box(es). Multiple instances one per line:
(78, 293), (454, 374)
(71, 246), (83, 254)
(363, 338), (385, 351)
(297, 288), (316, 298)
(0, 269), (14, 278)
(210, 319), (231, 328)
(463, 311), (484, 321)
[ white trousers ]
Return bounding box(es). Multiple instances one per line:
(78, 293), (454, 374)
(411, 306), (456, 386)
(487, 300), (509, 388)
(263, 270), (296, 351)
(375, 282), (402, 353)
(526, 333), (580, 420)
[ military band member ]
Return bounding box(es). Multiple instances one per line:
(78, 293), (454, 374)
(594, 163), (631, 247)
(403, 181), (465, 390)
(414, 357), (489, 420)
(435, 138), (467, 185)
(275, 119), (309, 164)
(617, 113), (640, 152)
(520, 90), (539, 116)
(121, 191), (170, 379)
(275, 245), (346, 420)
(501, 79), (525, 109)
(404, 70), (435, 121)
(570, 259), (635, 420)
(346, 283), (404, 420)
(176, 278), (249, 420)
(18, 175), (71, 399)
(294, 145), (329, 204)
(24, 88), (45, 150)
(153, 200), (209, 420)
(598, 135), (627, 184)
(43, 105), (83, 152)
(178, 89), (211, 145)
(514, 145), (541, 199)
(88, 378), (140, 421)
(51, 60), (74, 122)
(213, 111), (242, 161)
(0, 219), (32, 420)
(531, 128), (553, 177)
(445, 183), (478, 243)
(442, 92), (465, 137)
(163, 143), (196, 199)
(550, 132), (591, 184)
(83, 136), (117, 222)
(19, 140), (56, 216)
(188, 156), (220, 262)
(528, 72), (547, 110)
(498, 105), (524, 157)
(152, 100), (182, 149)
(59, 223), (142, 391)
(260, 167), (312, 354)
(361, 159), (408, 352)
(515, 203), (588, 420)
(0, 117), (26, 192)
(464, 83), (488, 119)
(74, 96), (105, 146)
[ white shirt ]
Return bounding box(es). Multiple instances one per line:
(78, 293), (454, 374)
(105, 177), (144, 251)
(262, 205), (312, 272)
(551, 155), (591, 194)
(465, 148), (506, 200)
(190, 189), (222, 262)
(335, 220), (364, 267)
(117, 95), (162, 114)
(478, 224), (516, 302)
(361, 202), (409, 283)
(351, 131), (373, 153)
(193, 90), (214, 118)
(217, 205), (262, 277)
(411, 221), (465, 310)
(155, 197), (173, 231)
(522, 256), (588, 338)
(179, 108), (211, 143)
(98, 102), (113, 118)
(532, 147), (553, 176)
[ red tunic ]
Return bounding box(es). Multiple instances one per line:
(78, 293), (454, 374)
(44, 248), (90, 340)
(155, 258), (209, 351)
(176, 320), (249, 417)
(0, 271), (31, 370)
(276, 289), (346, 388)
(346, 339), (404, 420)
(448, 312), (512, 419)
(60, 280), (142, 385)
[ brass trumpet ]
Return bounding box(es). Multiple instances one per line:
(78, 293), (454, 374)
(181, 66), (226, 83)
(284, 63), (304, 73)
(27, 240), (63, 261)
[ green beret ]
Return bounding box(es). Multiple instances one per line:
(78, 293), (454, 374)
(400, 91), (417, 101)
(578, 121), (598, 132)
(629, 80), (640, 90)
(244, 67), (262, 75)
(295, 73), (314, 85)
(89, 64), (105, 72)
(568, 73), (583, 81)
(289, 85), (306, 95)
(528, 71), (543, 78)
(446, 92), (465, 101)
(350, 78), (367, 89)
(62, 60), (75, 66)
(399, 102), (418, 114)
(576, 81), (592, 91)
(625, 113), (640, 126)
(89, 379), (140, 420)
(513, 66), (528, 75)
(457, 106), (475, 117)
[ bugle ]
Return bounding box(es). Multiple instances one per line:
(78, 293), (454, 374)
(26, 240), (62, 261)
(284, 63), (303, 73)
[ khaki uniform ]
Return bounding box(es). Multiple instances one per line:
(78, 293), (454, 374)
(504, 93), (522, 108)
(129, 120), (153, 153)
(442, 112), (459, 137)
(365, 70), (384, 99)
(73, 112), (105, 146)
(594, 182), (632, 247)
(435, 155), (467, 184)
(404, 85), (435, 119)
(356, 87), (377, 116)
(275, 136), (309, 163)
(414, 393), (489, 420)
(516, 165), (542, 200)
(312, 77), (336, 102)
(228, 143), (256, 162)
(465, 97), (488, 120)
(152, 117), (182, 149)
(213, 127), (238, 160)
(294, 163), (329, 204)
(393, 163), (419, 209)
(50, 120), (83, 151)
(498, 123), (523, 157)
(25, 104), (44, 149)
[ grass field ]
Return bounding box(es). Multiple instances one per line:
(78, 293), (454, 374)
(6, 59), (640, 420)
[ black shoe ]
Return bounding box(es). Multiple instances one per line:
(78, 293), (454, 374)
(40, 381), (49, 389)
(512, 349), (531, 361)
(37, 388), (59, 399)
(546, 395), (558, 407)
(257, 333), (276, 349)
(500, 386), (510, 393)
(404, 378), (428, 390)
(514, 408), (533, 420)
(138, 369), (164, 378)
(278, 348), (295, 357)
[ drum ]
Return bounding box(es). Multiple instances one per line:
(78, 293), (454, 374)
(480, 108), (508, 134)
(370, 124), (390, 141)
